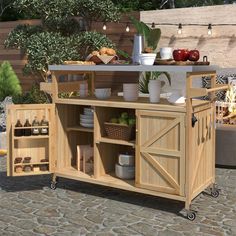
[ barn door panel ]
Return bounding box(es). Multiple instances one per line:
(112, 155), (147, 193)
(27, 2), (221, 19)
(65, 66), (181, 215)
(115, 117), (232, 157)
(136, 110), (185, 196)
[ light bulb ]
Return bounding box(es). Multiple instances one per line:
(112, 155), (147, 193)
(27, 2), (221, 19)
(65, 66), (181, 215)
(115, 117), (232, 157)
(103, 23), (107, 31)
(125, 24), (130, 32)
(177, 23), (182, 35)
(208, 24), (212, 35)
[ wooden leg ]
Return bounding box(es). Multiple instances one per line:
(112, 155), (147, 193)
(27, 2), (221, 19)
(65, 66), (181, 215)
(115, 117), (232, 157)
(50, 173), (58, 190)
(52, 173), (57, 183)
(185, 199), (197, 221)
(185, 199), (191, 211)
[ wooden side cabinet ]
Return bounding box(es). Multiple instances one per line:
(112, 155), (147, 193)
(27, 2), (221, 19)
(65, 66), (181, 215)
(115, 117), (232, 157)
(7, 104), (55, 176)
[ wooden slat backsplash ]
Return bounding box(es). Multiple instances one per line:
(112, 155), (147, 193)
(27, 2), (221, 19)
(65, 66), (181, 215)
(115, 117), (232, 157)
(0, 12), (140, 92)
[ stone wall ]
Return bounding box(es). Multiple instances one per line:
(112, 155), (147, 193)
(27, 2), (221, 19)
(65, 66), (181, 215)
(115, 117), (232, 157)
(141, 5), (236, 68)
(141, 5), (236, 93)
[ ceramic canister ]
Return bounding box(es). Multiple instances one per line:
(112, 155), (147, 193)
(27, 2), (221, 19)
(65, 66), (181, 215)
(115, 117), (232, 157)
(160, 47), (172, 60)
(132, 35), (143, 64)
(123, 83), (139, 101)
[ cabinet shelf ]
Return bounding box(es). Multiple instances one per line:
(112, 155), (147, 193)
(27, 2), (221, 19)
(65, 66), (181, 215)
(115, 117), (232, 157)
(14, 162), (49, 166)
(14, 126), (49, 130)
(66, 125), (94, 133)
(13, 171), (50, 176)
(97, 137), (135, 147)
(14, 135), (49, 140)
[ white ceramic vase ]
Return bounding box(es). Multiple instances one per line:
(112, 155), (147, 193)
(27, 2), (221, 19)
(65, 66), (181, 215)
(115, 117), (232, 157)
(148, 80), (161, 103)
(132, 35), (143, 64)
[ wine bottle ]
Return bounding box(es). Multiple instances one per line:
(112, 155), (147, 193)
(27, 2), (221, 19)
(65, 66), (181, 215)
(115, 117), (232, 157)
(23, 119), (31, 136)
(32, 116), (40, 135)
(40, 116), (49, 135)
(14, 119), (23, 137)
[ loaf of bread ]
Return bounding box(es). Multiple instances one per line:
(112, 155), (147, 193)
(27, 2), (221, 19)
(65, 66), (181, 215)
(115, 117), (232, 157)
(63, 61), (95, 65)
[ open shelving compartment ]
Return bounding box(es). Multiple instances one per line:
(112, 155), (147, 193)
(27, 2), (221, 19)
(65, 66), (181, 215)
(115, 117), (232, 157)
(7, 104), (54, 176)
(56, 104), (94, 178)
(94, 143), (135, 187)
(93, 106), (136, 187)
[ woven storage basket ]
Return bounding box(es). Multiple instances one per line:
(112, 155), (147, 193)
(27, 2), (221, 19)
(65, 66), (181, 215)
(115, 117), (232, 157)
(104, 122), (135, 141)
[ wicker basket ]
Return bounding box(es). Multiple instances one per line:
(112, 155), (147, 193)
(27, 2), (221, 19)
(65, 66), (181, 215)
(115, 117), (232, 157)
(104, 122), (135, 141)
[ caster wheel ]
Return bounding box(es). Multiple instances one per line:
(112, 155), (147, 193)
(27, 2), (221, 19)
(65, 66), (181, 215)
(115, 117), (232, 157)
(211, 189), (219, 198)
(187, 211), (196, 221)
(50, 181), (57, 190)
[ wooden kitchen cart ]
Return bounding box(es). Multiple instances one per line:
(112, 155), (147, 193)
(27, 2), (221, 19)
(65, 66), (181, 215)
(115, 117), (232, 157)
(7, 65), (226, 220)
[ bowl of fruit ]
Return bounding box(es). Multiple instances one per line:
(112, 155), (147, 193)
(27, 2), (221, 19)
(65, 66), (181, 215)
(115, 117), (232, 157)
(104, 112), (136, 141)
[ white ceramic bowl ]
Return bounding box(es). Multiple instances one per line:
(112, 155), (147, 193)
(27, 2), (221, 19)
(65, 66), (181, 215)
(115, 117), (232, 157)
(115, 163), (135, 179)
(80, 118), (93, 124)
(118, 153), (135, 166)
(80, 122), (94, 128)
(139, 53), (156, 65)
(95, 88), (111, 100)
(84, 108), (94, 114)
(80, 114), (93, 119)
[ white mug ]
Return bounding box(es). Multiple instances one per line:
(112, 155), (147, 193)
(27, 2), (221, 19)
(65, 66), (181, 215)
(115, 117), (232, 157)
(160, 47), (172, 60)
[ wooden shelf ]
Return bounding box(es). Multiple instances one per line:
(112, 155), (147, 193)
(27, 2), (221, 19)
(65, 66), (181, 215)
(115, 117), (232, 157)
(97, 137), (135, 147)
(14, 162), (49, 166)
(14, 126), (49, 129)
(14, 135), (49, 140)
(98, 171), (135, 187)
(13, 171), (50, 176)
(55, 167), (134, 188)
(66, 125), (94, 133)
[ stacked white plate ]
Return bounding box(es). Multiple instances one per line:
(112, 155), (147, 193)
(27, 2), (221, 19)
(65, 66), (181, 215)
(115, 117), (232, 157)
(80, 107), (94, 128)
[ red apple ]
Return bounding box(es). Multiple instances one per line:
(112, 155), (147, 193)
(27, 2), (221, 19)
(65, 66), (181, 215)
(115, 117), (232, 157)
(182, 49), (190, 61)
(189, 49), (200, 61)
(173, 49), (184, 61)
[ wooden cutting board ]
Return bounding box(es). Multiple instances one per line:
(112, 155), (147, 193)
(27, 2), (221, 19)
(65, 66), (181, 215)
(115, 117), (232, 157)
(155, 59), (210, 66)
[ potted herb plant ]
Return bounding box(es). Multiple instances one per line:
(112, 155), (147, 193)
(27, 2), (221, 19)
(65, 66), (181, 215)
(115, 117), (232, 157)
(130, 16), (161, 65)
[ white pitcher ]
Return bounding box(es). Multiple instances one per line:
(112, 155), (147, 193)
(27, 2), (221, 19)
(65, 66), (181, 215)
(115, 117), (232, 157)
(148, 80), (161, 103)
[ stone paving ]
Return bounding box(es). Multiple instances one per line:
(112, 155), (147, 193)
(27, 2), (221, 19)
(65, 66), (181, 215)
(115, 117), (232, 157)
(0, 156), (235, 236)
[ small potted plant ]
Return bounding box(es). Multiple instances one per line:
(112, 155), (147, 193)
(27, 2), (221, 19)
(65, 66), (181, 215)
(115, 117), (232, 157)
(131, 17), (161, 65)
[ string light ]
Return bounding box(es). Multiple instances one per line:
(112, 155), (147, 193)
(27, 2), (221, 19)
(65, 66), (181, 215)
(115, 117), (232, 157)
(177, 23), (182, 34)
(125, 23), (130, 32)
(208, 23), (212, 35)
(98, 20), (236, 35)
(102, 22), (107, 31)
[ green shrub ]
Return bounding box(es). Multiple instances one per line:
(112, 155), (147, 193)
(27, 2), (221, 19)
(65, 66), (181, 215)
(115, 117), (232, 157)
(75, 31), (115, 59)
(4, 24), (43, 50)
(23, 32), (81, 79)
(0, 61), (22, 101)
(13, 83), (49, 104)
(4, 0), (121, 88)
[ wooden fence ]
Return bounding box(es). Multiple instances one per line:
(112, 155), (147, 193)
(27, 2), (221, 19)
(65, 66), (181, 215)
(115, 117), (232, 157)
(0, 13), (140, 92)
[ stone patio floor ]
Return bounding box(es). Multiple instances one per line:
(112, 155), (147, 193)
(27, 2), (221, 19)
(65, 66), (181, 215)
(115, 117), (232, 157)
(0, 156), (235, 236)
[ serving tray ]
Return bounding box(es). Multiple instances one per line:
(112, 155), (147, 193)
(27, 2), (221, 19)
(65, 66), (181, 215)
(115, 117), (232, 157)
(155, 59), (210, 66)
